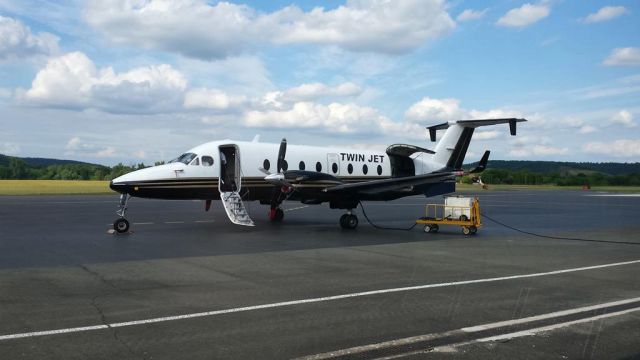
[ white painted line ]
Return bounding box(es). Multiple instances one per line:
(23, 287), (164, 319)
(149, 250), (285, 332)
(462, 296), (640, 332)
(298, 297), (640, 360)
(133, 222), (154, 225)
(379, 306), (640, 359)
(194, 220), (215, 223)
(284, 205), (310, 212)
(164, 221), (184, 224)
(1, 259), (639, 342)
(473, 307), (640, 343)
(586, 194), (640, 197)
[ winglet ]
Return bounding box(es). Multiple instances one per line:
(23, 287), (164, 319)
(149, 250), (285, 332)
(469, 150), (490, 174)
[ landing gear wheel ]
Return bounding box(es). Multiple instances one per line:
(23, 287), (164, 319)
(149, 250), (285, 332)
(462, 226), (471, 236)
(340, 214), (358, 229)
(469, 226), (477, 235)
(113, 218), (130, 233)
(269, 208), (284, 222)
(339, 214), (348, 228)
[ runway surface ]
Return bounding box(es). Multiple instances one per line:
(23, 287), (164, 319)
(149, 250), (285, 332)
(0, 189), (639, 359)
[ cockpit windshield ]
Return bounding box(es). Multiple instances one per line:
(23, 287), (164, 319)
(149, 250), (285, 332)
(169, 152), (197, 165)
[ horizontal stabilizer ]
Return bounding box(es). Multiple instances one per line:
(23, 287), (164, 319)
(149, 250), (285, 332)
(427, 118), (527, 142)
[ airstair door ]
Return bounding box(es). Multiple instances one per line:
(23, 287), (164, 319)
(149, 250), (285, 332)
(218, 144), (254, 226)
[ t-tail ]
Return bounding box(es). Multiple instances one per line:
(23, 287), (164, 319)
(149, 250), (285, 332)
(427, 118), (526, 171)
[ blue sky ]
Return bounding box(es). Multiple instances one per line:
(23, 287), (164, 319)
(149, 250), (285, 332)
(0, 0), (639, 165)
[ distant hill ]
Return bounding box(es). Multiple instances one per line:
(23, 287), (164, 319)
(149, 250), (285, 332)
(0, 154), (102, 167)
(464, 160), (640, 176)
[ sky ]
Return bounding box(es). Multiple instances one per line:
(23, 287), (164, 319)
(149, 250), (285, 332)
(0, 0), (639, 165)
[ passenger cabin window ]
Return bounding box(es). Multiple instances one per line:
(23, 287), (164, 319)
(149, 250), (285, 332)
(263, 159), (270, 171)
(332, 163), (338, 174)
(377, 165), (383, 175)
(299, 161), (305, 170)
(169, 152), (197, 165)
(362, 164), (368, 175)
(190, 157), (200, 166)
(316, 162), (322, 172)
(347, 164), (353, 174)
(202, 156), (214, 166)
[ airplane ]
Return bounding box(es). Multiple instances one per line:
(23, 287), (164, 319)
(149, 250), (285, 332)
(109, 118), (526, 232)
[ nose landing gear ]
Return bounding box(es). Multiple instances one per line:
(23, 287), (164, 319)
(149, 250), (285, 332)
(113, 194), (130, 233)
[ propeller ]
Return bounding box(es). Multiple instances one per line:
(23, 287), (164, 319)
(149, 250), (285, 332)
(263, 138), (290, 186)
(260, 138), (292, 220)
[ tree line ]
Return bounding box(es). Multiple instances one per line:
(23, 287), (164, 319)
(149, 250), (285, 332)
(1, 155), (639, 186)
(461, 168), (640, 186)
(0, 157), (158, 181)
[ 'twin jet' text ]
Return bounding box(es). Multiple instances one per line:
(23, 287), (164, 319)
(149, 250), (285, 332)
(340, 153), (385, 163)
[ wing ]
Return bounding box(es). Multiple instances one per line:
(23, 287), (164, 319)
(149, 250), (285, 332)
(323, 171), (455, 195)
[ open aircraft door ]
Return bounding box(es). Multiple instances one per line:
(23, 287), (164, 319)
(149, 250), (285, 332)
(217, 144), (253, 226)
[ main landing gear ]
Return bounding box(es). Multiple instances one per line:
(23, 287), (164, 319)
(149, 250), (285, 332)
(339, 211), (358, 230)
(113, 194), (130, 233)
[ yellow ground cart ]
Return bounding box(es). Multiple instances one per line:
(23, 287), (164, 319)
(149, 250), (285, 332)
(416, 196), (482, 235)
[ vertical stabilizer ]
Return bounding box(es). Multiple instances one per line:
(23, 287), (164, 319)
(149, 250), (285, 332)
(427, 118), (526, 170)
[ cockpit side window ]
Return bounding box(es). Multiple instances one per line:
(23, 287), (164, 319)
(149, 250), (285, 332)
(201, 156), (214, 166)
(190, 157), (200, 166)
(169, 152), (197, 165)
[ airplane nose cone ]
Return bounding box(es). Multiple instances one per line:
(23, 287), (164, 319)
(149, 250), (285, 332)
(109, 180), (128, 194)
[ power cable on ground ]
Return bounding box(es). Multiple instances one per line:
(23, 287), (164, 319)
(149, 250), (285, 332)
(358, 201), (639, 246)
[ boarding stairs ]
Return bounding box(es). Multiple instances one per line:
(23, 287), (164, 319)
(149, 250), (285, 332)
(220, 191), (255, 226)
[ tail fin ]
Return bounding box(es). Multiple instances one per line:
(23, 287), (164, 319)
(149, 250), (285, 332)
(428, 118), (526, 170)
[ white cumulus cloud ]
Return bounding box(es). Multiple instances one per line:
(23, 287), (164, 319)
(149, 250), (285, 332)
(184, 88), (247, 111)
(603, 47), (640, 66)
(404, 97), (466, 121)
(21, 52), (187, 113)
(261, 82), (362, 109)
(583, 139), (640, 157)
(610, 110), (636, 127)
(84, 0), (455, 59)
(578, 125), (597, 134)
(243, 102), (386, 134)
(0, 15), (59, 62)
(582, 6), (628, 24)
(496, 3), (550, 28)
(457, 9), (487, 22)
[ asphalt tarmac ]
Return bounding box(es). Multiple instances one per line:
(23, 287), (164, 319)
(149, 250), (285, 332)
(0, 189), (639, 359)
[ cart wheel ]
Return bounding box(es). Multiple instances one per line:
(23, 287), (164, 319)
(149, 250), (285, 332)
(459, 215), (468, 221)
(431, 224), (439, 233)
(469, 226), (477, 235)
(423, 225), (432, 233)
(462, 226), (471, 235)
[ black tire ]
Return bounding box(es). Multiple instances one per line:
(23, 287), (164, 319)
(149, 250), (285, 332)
(459, 215), (469, 221)
(431, 224), (439, 233)
(423, 225), (432, 233)
(113, 218), (130, 233)
(346, 214), (358, 229)
(469, 226), (477, 235)
(339, 214), (349, 229)
(462, 226), (471, 235)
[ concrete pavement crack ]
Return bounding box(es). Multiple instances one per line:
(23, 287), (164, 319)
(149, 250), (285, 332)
(79, 264), (146, 360)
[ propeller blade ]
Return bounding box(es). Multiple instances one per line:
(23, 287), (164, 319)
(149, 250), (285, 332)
(277, 138), (287, 173)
